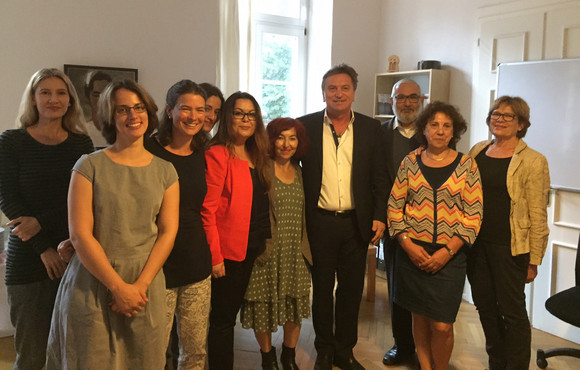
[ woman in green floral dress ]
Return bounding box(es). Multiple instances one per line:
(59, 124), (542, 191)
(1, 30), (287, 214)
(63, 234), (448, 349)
(241, 117), (312, 370)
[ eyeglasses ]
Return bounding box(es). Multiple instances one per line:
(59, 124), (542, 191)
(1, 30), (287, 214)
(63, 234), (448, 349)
(233, 111), (256, 121)
(115, 103), (146, 116)
(393, 94), (421, 103)
(490, 112), (517, 122)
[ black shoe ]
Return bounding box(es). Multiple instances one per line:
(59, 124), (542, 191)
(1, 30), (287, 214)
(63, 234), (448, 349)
(261, 347), (279, 370)
(280, 345), (299, 370)
(314, 353), (333, 370)
(382, 345), (414, 366)
(333, 354), (365, 370)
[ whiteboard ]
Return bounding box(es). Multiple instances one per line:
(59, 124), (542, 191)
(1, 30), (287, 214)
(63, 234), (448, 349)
(497, 59), (580, 191)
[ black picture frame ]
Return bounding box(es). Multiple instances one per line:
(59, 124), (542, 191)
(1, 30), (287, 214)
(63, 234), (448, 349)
(63, 64), (138, 122)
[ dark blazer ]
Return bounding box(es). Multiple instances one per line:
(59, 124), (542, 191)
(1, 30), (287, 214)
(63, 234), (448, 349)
(298, 110), (388, 242)
(380, 118), (421, 194)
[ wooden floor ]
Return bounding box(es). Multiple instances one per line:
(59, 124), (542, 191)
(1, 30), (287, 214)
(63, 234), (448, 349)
(1, 271), (579, 369)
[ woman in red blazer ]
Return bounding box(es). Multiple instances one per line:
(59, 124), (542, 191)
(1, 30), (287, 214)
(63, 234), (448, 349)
(201, 91), (271, 370)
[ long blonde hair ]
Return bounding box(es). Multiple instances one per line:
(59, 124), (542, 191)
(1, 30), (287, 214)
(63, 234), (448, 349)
(16, 68), (86, 134)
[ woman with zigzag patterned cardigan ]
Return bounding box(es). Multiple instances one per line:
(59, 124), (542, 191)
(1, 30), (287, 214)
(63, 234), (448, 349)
(387, 101), (483, 370)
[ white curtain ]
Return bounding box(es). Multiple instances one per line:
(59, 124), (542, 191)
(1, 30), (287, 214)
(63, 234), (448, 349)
(218, 0), (252, 97)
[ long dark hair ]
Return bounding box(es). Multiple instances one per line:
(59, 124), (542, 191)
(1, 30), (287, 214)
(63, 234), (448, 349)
(211, 91), (270, 189)
(157, 79), (208, 151)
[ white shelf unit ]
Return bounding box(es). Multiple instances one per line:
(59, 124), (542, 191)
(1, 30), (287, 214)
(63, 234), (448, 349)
(373, 69), (450, 120)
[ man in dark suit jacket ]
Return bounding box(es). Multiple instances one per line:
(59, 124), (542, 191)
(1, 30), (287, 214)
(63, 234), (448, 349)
(298, 64), (388, 370)
(380, 79), (424, 366)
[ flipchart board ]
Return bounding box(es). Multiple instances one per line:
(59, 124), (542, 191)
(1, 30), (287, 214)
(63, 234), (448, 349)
(496, 59), (580, 191)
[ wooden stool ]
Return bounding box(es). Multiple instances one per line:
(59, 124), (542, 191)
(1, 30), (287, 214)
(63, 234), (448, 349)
(366, 244), (377, 302)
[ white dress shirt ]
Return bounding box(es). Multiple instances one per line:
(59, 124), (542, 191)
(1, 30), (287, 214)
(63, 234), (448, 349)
(318, 110), (355, 211)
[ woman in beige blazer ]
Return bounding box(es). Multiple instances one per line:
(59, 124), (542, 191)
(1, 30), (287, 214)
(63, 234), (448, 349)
(467, 95), (550, 369)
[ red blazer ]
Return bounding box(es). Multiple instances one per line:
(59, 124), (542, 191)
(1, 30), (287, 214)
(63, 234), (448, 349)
(202, 145), (253, 265)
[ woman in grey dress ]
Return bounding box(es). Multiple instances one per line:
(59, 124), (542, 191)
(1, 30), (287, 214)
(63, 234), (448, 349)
(46, 80), (180, 369)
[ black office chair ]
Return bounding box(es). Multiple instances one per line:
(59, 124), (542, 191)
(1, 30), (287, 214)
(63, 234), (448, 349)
(536, 235), (580, 368)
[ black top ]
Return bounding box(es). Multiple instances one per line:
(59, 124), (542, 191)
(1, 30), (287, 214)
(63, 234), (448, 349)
(248, 167), (271, 242)
(475, 149), (511, 244)
(144, 136), (211, 288)
(380, 118), (421, 185)
(392, 129), (419, 176)
(418, 153), (462, 189)
(0, 128), (94, 285)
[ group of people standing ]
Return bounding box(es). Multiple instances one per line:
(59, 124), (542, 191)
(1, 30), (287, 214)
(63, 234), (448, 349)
(381, 79), (550, 370)
(0, 62), (549, 370)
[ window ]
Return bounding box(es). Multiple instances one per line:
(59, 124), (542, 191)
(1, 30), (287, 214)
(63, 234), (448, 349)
(250, 0), (308, 121)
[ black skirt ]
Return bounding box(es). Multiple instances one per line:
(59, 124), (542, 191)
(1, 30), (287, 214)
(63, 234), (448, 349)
(393, 240), (467, 323)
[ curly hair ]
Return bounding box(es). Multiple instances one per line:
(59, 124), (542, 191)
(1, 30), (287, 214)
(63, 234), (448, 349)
(16, 68), (86, 134)
(266, 117), (309, 161)
(486, 95), (531, 138)
(415, 101), (468, 150)
(156, 79), (208, 151)
(98, 80), (158, 145)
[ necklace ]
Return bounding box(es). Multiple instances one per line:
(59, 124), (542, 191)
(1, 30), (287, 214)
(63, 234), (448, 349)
(425, 148), (450, 161)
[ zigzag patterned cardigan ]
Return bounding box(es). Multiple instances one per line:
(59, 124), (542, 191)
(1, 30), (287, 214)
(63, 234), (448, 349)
(388, 153), (483, 247)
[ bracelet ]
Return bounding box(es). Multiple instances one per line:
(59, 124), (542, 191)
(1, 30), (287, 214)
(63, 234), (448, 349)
(399, 234), (409, 242)
(444, 245), (455, 256)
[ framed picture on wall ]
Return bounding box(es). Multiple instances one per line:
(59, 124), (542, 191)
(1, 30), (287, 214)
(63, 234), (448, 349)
(64, 64), (138, 122)
(64, 64), (138, 148)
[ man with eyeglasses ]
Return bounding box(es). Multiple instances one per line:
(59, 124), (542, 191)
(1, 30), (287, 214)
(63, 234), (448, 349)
(380, 78), (425, 366)
(298, 64), (388, 370)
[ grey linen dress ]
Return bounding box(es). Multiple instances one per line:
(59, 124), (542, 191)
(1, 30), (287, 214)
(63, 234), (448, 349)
(46, 151), (178, 370)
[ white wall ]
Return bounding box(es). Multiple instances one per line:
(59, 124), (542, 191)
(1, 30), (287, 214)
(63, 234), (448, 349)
(376, 0), (514, 152)
(330, 0), (383, 117)
(0, 0), (219, 133)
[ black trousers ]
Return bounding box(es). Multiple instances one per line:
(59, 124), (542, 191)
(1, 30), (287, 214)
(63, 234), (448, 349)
(207, 240), (262, 370)
(383, 236), (415, 352)
(308, 210), (367, 358)
(467, 239), (531, 370)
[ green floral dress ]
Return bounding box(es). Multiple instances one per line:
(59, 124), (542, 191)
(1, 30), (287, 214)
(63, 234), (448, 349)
(241, 173), (311, 332)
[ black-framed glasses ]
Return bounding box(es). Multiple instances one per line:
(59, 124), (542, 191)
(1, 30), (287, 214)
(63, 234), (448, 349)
(490, 112), (517, 122)
(115, 103), (146, 116)
(393, 94), (421, 103)
(233, 111), (256, 121)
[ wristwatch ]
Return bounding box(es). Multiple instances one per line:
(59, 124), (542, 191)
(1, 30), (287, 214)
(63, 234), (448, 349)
(444, 245), (455, 256)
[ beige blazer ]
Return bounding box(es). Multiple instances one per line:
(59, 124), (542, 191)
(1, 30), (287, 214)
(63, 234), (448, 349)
(469, 139), (550, 265)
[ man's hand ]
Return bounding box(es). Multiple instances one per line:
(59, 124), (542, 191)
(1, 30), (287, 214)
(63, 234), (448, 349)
(371, 220), (386, 245)
(8, 216), (41, 242)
